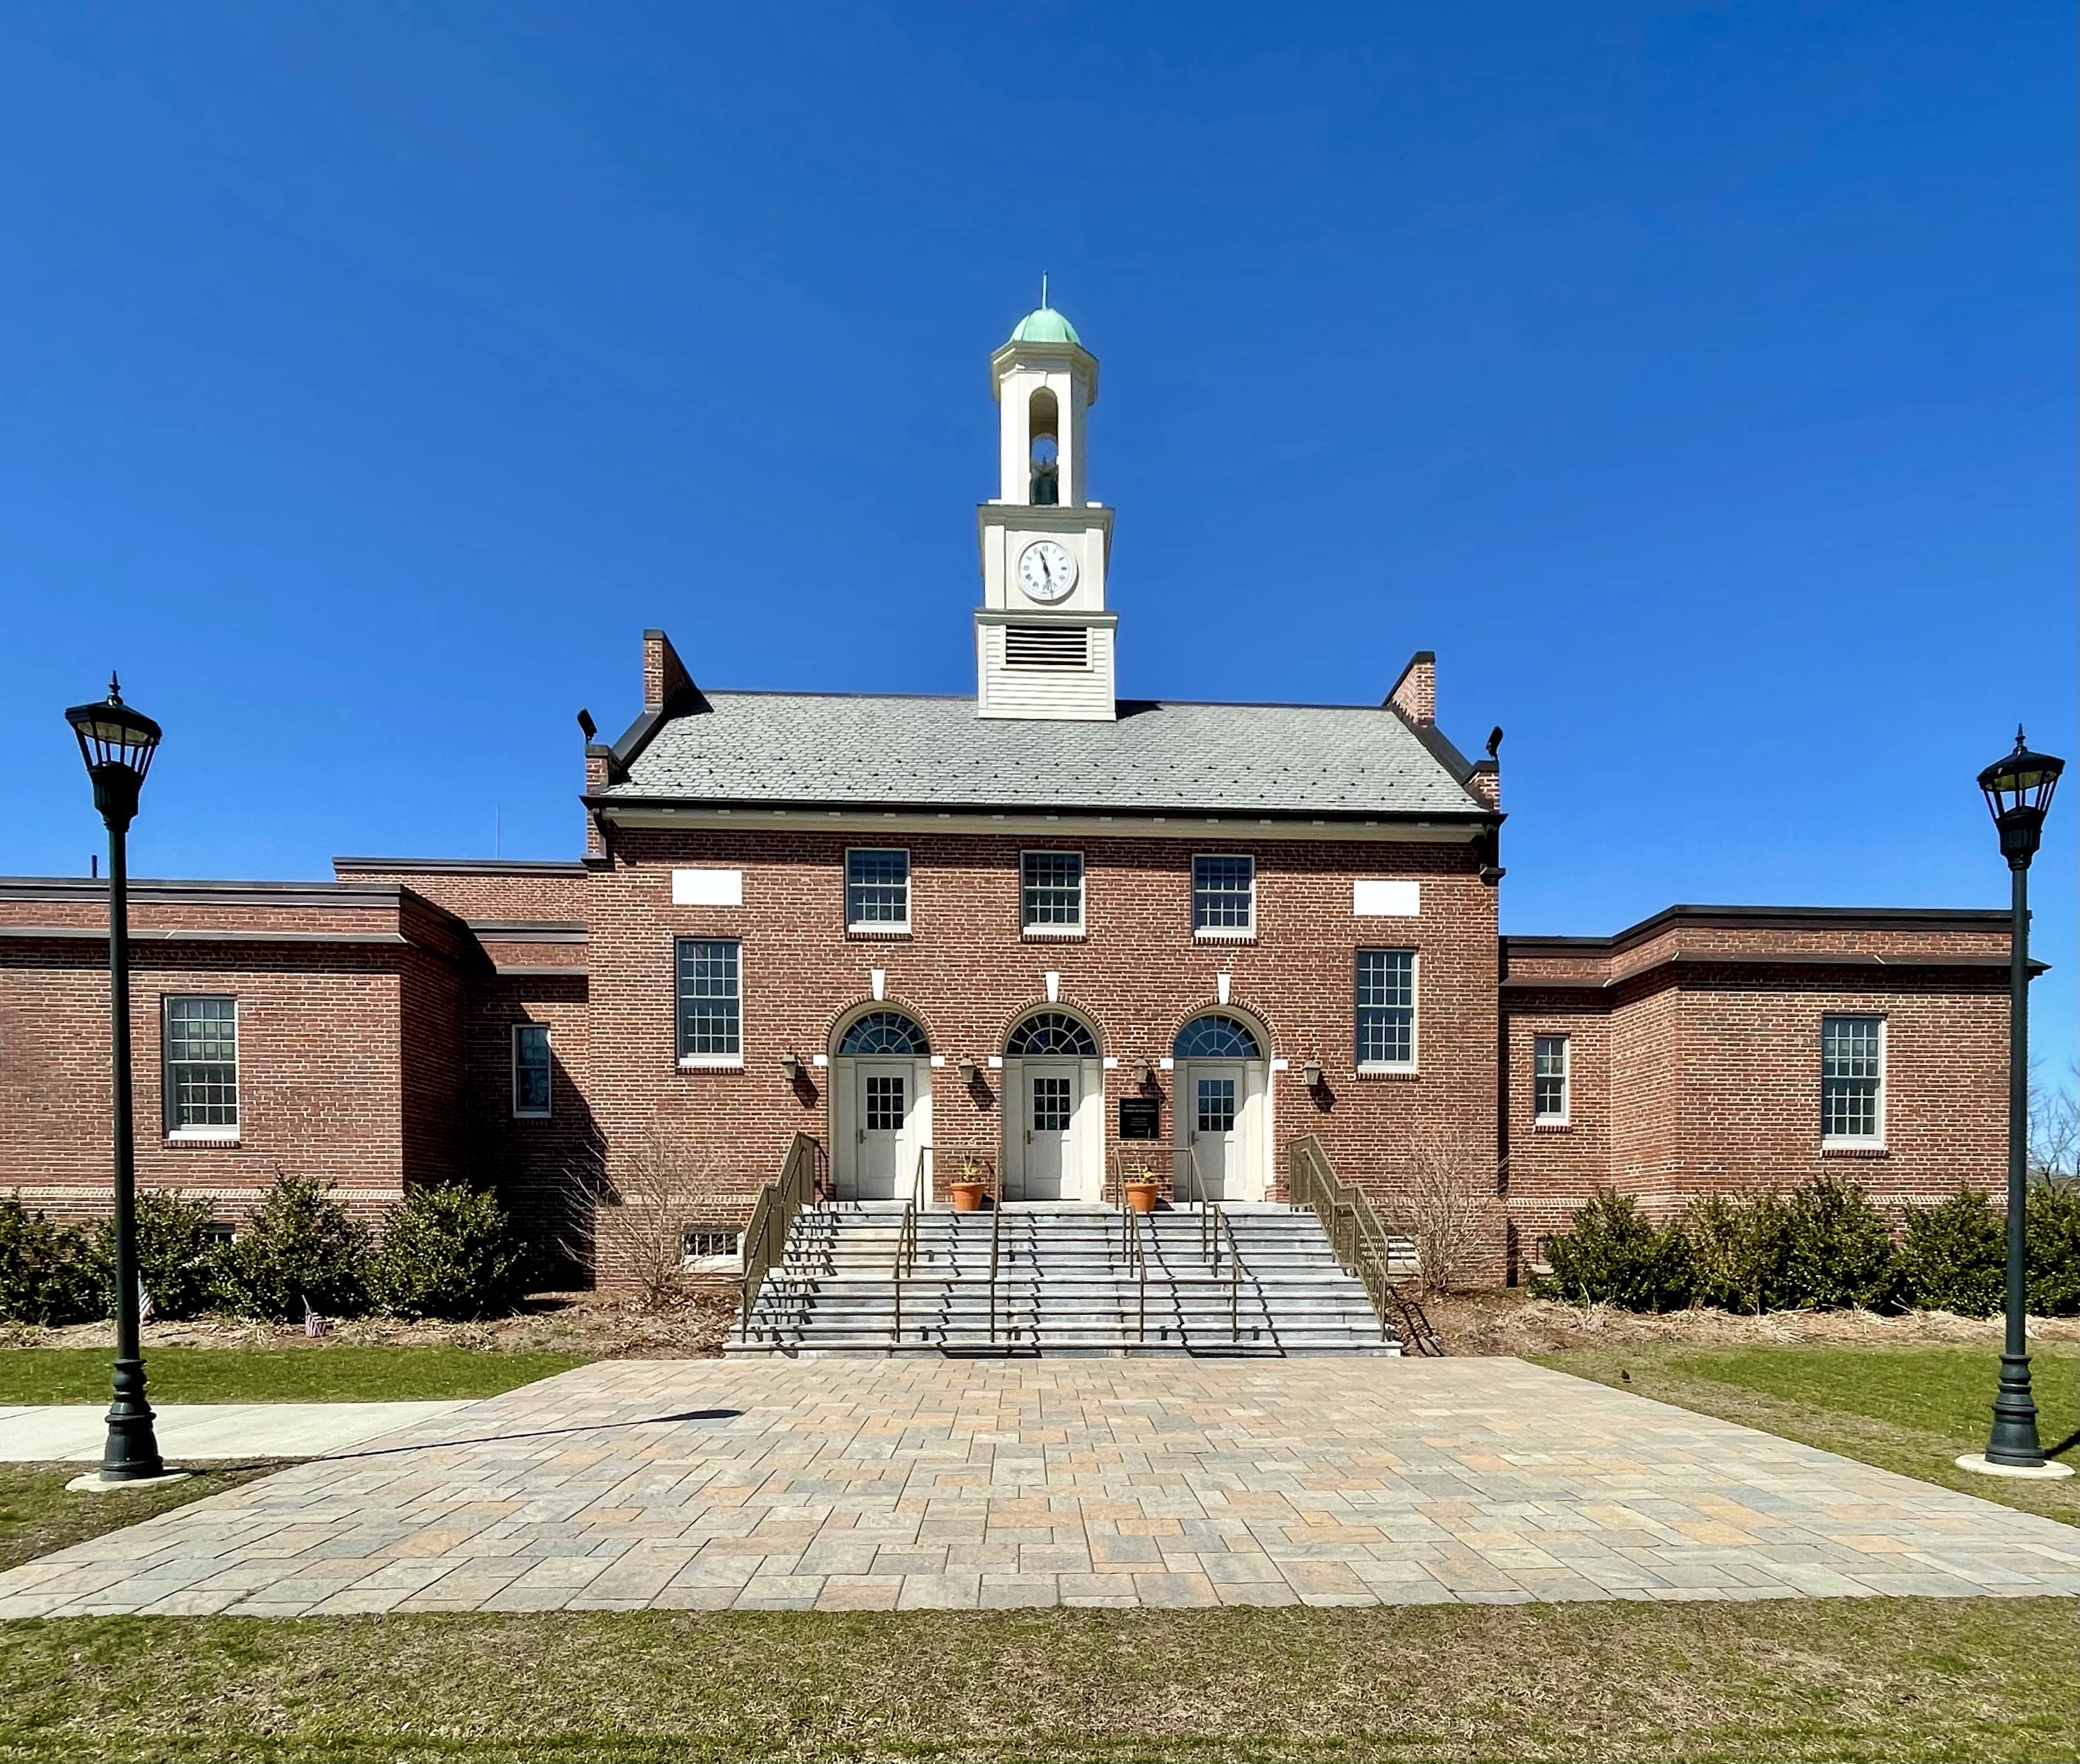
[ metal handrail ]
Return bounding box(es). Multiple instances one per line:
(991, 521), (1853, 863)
(891, 1142), (932, 1350)
(1285, 1134), (1443, 1354)
(738, 1133), (828, 1342)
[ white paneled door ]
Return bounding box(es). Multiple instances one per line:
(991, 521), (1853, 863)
(1185, 1063), (1243, 1201)
(1021, 1063), (1079, 1200)
(855, 1061), (909, 1201)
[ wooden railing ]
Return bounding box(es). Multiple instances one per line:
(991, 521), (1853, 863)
(1284, 1135), (1443, 1355)
(738, 1133), (828, 1342)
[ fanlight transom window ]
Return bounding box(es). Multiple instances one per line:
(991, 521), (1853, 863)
(1005, 1011), (1098, 1058)
(1172, 1013), (1262, 1060)
(838, 1010), (930, 1056)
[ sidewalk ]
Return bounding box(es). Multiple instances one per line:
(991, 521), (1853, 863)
(0, 1401), (478, 1462)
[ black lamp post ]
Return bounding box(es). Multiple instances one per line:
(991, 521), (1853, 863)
(1973, 728), (2063, 1471)
(64, 676), (167, 1484)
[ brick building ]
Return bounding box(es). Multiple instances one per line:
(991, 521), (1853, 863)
(0, 306), (2023, 1284)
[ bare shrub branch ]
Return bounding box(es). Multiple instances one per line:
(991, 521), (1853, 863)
(1389, 1133), (1504, 1295)
(554, 1128), (710, 1311)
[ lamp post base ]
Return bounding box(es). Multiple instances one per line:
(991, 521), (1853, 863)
(66, 1469), (191, 1494)
(1955, 1453), (2074, 1482)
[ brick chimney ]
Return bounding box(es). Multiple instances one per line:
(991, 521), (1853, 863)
(643, 628), (694, 711)
(1386, 650), (1436, 726)
(1468, 761), (1500, 810)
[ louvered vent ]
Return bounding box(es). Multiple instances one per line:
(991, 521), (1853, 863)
(1005, 625), (1089, 670)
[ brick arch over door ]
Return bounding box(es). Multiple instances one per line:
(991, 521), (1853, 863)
(1167, 997), (1281, 1060)
(823, 997), (938, 1058)
(992, 998), (1106, 1057)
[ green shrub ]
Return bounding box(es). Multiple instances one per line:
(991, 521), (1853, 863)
(1534, 1190), (1694, 1311)
(1684, 1192), (1793, 1314)
(0, 1194), (103, 1325)
(2026, 1184), (2080, 1316)
(366, 1184), (530, 1321)
(210, 1172), (370, 1321)
(1777, 1175), (1898, 1311)
(90, 1189), (223, 1321)
(1898, 1189), (2005, 1317)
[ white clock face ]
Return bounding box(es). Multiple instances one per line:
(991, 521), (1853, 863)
(1017, 540), (1078, 603)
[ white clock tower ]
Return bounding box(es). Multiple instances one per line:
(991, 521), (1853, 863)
(975, 302), (1116, 720)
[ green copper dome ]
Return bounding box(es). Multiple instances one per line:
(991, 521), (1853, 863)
(1007, 305), (1082, 346)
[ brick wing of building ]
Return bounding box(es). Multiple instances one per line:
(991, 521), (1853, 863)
(0, 304), (2021, 1285)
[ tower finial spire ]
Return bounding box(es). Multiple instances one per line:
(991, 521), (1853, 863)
(1041, 271), (1048, 309)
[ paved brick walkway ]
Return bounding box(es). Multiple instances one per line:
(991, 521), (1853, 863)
(0, 1357), (2071, 1616)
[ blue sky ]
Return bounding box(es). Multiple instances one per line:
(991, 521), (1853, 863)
(3, 2), (2073, 1078)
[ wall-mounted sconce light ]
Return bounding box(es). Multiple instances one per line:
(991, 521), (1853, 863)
(1302, 1060), (1323, 1090)
(779, 1051), (802, 1085)
(1134, 1059), (1152, 1088)
(957, 1058), (979, 1088)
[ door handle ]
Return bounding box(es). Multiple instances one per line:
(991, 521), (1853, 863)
(856, 1128), (865, 1144)
(1024, 1130), (1032, 1145)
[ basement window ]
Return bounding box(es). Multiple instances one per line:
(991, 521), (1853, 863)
(1005, 625), (1088, 669)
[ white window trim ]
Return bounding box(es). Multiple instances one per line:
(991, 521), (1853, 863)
(512, 1023), (553, 1120)
(1190, 853), (1256, 939)
(675, 936), (746, 1071)
(1533, 1032), (1571, 1126)
(163, 994), (239, 1140)
(845, 846), (912, 935)
(1354, 949), (1419, 1074)
(1820, 1014), (1887, 1150)
(1019, 848), (1086, 935)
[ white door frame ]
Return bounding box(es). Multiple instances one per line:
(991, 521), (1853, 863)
(831, 1055), (933, 1201)
(1174, 1057), (1269, 1202)
(1002, 1053), (1104, 1202)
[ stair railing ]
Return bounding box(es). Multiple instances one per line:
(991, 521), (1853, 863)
(1284, 1134), (1444, 1355)
(738, 1132), (828, 1343)
(891, 1141), (932, 1351)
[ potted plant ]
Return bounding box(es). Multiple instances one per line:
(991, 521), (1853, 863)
(951, 1160), (988, 1213)
(1124, 1167), (1160, 1214)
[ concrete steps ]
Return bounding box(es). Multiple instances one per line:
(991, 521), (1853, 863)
(729, 1205), (1400, 1357)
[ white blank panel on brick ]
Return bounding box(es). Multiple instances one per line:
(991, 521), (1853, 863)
(1354, 879), (1420, 917)
(672, 868), (743, 907)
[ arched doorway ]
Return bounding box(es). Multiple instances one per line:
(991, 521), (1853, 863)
(1172, 1012), (1271, 1202)
(1001, 1009), (1102, 1202)
(830, 1009), (932, 1201)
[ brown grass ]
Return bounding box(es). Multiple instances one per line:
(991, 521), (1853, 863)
(0, 1598), (2071, 1762)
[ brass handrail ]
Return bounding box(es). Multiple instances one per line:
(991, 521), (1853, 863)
(1284, 1134), (1443, 1354)
(738, 1132), (828, 1343)
(892, 1142), (932, 1350)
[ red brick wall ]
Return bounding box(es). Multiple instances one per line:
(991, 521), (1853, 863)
(583, 826), (1505, 1276)
(0, 939), (408, 1223)
(329, 862), (586, 924)
(1500, 919), (2014, 1277)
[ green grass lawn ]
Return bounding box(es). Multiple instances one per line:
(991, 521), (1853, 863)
(0, 1347), (590, 1406)
(1539, 1344), (2080, 1525)
(0, 1598), (2071, 1763)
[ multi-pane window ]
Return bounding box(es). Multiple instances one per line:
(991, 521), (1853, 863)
(845, 848), (910, 930)
(1355, 950), (1416, 1068)
(1534, 1034), (1570, 1123)
(512, 1023), (552, 1118)
(1031, 1075), (1073, 1133)
(676, 938), (742, 1062)
(1192, 854), (1255, 933)
(164, 996), (238, 1133)
(1821, 1015), (1884, 1143)
(1021, 851), (1084, 931)
(864, 1073), (906, 1132)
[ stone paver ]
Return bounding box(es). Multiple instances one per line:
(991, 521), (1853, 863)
(0, 1358), (2071, 1616)
(0, 1401), (478, 1462)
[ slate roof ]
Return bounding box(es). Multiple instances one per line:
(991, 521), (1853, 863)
(599, 692), (1487, 819)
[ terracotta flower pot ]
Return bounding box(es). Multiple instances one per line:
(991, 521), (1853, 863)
(1124, 1180), (1160, 1214)
(951, 1179), (986, 1213)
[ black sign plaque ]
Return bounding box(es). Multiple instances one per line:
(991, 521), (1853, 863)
(1118, 1097), (1161, 1141)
